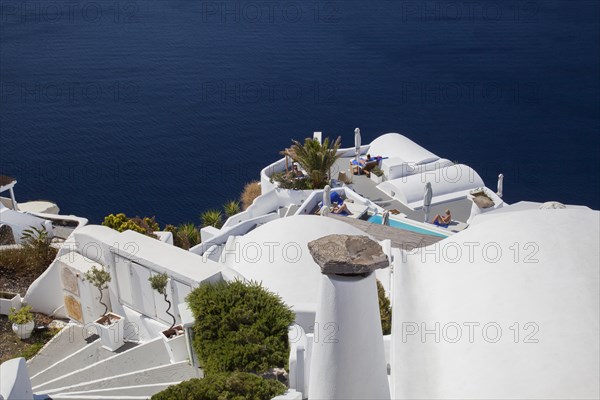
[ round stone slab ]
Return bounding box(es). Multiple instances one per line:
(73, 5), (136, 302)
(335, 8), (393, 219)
(308, 234), (389, 275)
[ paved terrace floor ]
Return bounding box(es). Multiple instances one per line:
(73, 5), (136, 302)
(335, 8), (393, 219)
(328, 215), (445, 250)
(333, 157), (473, 223)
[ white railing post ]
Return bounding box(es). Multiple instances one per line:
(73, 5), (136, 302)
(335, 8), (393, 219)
(497, 173), (504, 198)
(296, 345), (305, 397)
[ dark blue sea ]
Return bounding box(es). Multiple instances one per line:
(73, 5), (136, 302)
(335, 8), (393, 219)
(1, 0), (599, 225)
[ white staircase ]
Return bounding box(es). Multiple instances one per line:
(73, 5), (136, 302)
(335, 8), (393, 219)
(27, 324), (200, 400)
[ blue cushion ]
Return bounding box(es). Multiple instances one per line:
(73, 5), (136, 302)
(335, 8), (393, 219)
(330, 192), (343, 204)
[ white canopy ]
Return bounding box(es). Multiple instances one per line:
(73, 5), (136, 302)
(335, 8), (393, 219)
(377, 164), (484, 209)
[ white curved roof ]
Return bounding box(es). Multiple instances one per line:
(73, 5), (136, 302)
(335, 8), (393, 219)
(224, 215), (372, 311)
(377, 164), (484, 209)
(368, 133), (440, 165)
(391, 208), (600, 399)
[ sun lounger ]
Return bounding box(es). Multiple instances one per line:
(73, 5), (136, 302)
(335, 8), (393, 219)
(343, 203), (369, 219)
(350, 159), (380, 176)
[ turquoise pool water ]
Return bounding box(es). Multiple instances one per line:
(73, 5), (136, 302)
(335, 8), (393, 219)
(368, 215), (448, 238)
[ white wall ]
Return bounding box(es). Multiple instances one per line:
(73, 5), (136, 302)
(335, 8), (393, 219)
(390, 209), (600, 399)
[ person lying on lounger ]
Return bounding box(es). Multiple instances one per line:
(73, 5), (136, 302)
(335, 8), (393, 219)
(332, 203), (353, 216)
(432, 210), (451, 227)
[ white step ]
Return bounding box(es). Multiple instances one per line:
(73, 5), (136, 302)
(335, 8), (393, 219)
(285, 204), (299, 217)
(27, 324), (93, 376)
(49, 382), (181, 398)
(33, 338), (169, 393)
(47, 396), (148, 400)
(40, 361), (200, 396)
(31, 339), (124, 387)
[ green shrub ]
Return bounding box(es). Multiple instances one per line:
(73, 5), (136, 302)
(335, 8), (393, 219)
(8, 305), (34, 325)
(186, 280), (295, 375)
(200, 210), (223, 229)
(241, 181), (261, 210)
(102, 213), (158, 237)
(177, 223), (201, 248)
(151, 373), (286, 400)
(20, 226), (56, 273)
(164, 225), (189, 249)
(224, 200), (241, 218)
(372, 166), (384, 177)
(270, 172), (312, 190)
(377, 280), (392, 335)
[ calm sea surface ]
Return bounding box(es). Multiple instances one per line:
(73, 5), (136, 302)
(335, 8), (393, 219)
(1, 0), (599, 225)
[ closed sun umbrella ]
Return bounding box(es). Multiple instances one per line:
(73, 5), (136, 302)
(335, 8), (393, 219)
(354, 128), (361, 163)
(382, 210), (390, 226)
(321, 185), (332, 216)
(423, 182), (433, 223)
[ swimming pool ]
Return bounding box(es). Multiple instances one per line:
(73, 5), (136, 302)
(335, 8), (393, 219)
(368, 215), (448, 238)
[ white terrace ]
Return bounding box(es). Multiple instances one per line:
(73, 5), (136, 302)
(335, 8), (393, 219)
(0, 175), (87, 246)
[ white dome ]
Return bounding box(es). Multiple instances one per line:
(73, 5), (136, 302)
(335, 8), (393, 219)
(391, 208), (600, 399)
(368, 133), (440, 165)
(224, 215), (372, 314)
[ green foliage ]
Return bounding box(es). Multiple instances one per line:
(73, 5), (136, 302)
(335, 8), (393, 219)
(83, 266), (111, 316)
(372, 166), (384, 177)
(83, 266), (111, 290)
(19, 226), (56, 273)
(102, 213), (158, 237)
(223, 200), (241, 218)
(282, 136), (341, 189)
(150, 373), (286, 400)
(200, 209), (223, 229)
(164, 225), (188, 249)
(149, 273), (169, 295)
(177, 223), (201, 248)
(149, 272), (176, 329)
(8, 306), (34, 325)
(377, 280), (392, 335)
(143, 217), (160, 232)
(186, 280), (295, 375)
(102, 213), (147, 234)
(241, 181), (261, 210)
(270, 172), (312, 190)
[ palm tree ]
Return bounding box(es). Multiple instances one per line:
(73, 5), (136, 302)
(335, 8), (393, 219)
(282, 136), (341, 189)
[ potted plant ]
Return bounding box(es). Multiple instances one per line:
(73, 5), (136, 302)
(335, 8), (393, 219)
(9, 305), (35, 340)
(370, 167), (385, 184)
(0, 291), (21, 316)
(83, 266), (124, 351)
(149, 272), (187, 363)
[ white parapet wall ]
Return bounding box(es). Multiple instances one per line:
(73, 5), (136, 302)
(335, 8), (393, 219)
(0, 358), (33, 400)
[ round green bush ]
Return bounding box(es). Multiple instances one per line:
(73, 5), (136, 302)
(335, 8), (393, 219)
(151, 373), (286, 400)
(186, 280), (295, 375)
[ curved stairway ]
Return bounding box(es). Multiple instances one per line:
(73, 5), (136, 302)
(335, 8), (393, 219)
(26, 323), (201, 400)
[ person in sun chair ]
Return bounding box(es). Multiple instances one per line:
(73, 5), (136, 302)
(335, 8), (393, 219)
(331, 202), (353, 216)
(432, 209), (452, 228)
(288, 163), (304, 178)
(359, 154), (374, 166)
